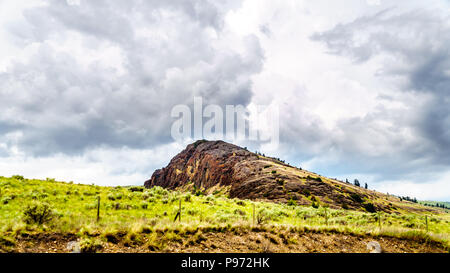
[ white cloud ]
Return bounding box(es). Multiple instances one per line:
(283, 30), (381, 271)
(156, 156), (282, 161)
(376, 174), (450, 202)
(0, 142), (184, 186)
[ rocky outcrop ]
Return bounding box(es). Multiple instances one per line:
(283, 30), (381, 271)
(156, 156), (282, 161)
(144, 140), (400, 212)
(144, 140), (259, 190)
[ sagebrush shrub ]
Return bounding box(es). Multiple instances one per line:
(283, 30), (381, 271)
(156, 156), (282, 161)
(128, 186), (144, 192)
(257, 209), (269, 225)
(234, 209), (246, 216)
(184, 193), (192, 202)
(350, 193), (363, 203)
(79, 238), (103, 253)
(12, 175), (24, 181)
(311, 201), (320, 209)
(364, 203), (376, 213)
(287, 199), (297, 206)
(23, 202), (55, 225)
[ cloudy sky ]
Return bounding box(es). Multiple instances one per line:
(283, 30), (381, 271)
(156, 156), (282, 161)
(1, 0), (449, 201)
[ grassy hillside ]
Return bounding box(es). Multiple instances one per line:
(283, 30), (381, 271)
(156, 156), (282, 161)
(0, 175), (449, 253)
(419, 200), (450, 211)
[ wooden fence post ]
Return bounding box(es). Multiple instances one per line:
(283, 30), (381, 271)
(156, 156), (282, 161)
(179, 199), (182, 222)
(96, 196), (101, 222)
(378, 212), (381, 229)
(324, 207), (328, 226)
(425, 215), (428, 232)
(253, 203), (256, 226)
(174, 198), (182, 222)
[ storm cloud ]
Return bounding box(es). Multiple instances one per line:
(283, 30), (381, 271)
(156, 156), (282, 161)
(0, 0), (263, 156)
(0, 0), (449, 200)
(310, 7), (450, 169)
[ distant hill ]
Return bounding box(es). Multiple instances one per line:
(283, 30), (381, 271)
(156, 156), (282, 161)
(145, 140), (444, 214)
(419, 201), (450, 210)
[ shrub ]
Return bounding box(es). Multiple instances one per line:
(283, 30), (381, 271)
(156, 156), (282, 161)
(169, 196), (178, 203)
(104, 232), (120, 244)
(151, 186), (169, 197)
(184, 193), (192, 202)
(142, 191), (153, 200)
(364, 203), (376, 213)
(257, 209), (270, 225)
(350, 193), (363, 203)
(302, 189), (311, 197)
(128, 186), (144, 192)
(306, 175), (322, 182)
(311, 201), (320, 209)
(236, 200), (246, 206)
(0, 235), (15, 252)
(23, 202), (55, 225)
(83, 191), (96, 196)
(187, 209), (198, 216)
(234, 209), (246, 216)
(1, 196), (12, 205)
(287, 199), (297, 206)
(12, 175), (24, 180)
(108, 193), (123, 201)
(113, 203), (123, 210)
(271, 170), (277, 174)
(194, 190), (204, 196)
(79, 238), (103, 253)
(403, 222), (417, 228)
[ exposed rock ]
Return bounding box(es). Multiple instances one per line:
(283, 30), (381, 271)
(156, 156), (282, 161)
(144, 140), (399, 211)
(367, 241), (383, 253)
(66, 241), (80, 253)
(145, 140), (258, 190)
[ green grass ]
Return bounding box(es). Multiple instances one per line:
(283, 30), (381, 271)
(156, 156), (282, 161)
(419, 200), (450, 211)
(0, 175), (449, 250)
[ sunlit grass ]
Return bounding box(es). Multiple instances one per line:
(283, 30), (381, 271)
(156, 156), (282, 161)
(0, 175), (449, 250)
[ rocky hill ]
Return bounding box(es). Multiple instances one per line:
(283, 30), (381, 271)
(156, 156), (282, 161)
(145, 140), (439, 213)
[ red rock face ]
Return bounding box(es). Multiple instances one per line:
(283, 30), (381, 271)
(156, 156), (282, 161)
(144, 140), (259, 191)
(144, 140), (403, 212)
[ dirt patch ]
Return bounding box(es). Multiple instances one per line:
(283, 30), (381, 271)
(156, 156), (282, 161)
(163, 231), (446, 253)
(13, 233), (77, 253)
(10, 231), (446, 253)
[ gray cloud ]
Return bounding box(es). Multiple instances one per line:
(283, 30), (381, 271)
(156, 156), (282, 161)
(1, 1), (449, 199)
(0, 0), (263, 156)
(307, 7), (450, 180)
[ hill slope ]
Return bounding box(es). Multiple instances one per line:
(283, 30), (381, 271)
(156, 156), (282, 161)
(145, 140), (442, 214)
(1, 176), (449, 253)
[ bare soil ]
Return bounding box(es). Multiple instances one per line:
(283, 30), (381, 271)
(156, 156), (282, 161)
(11, 231), (447, 253)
